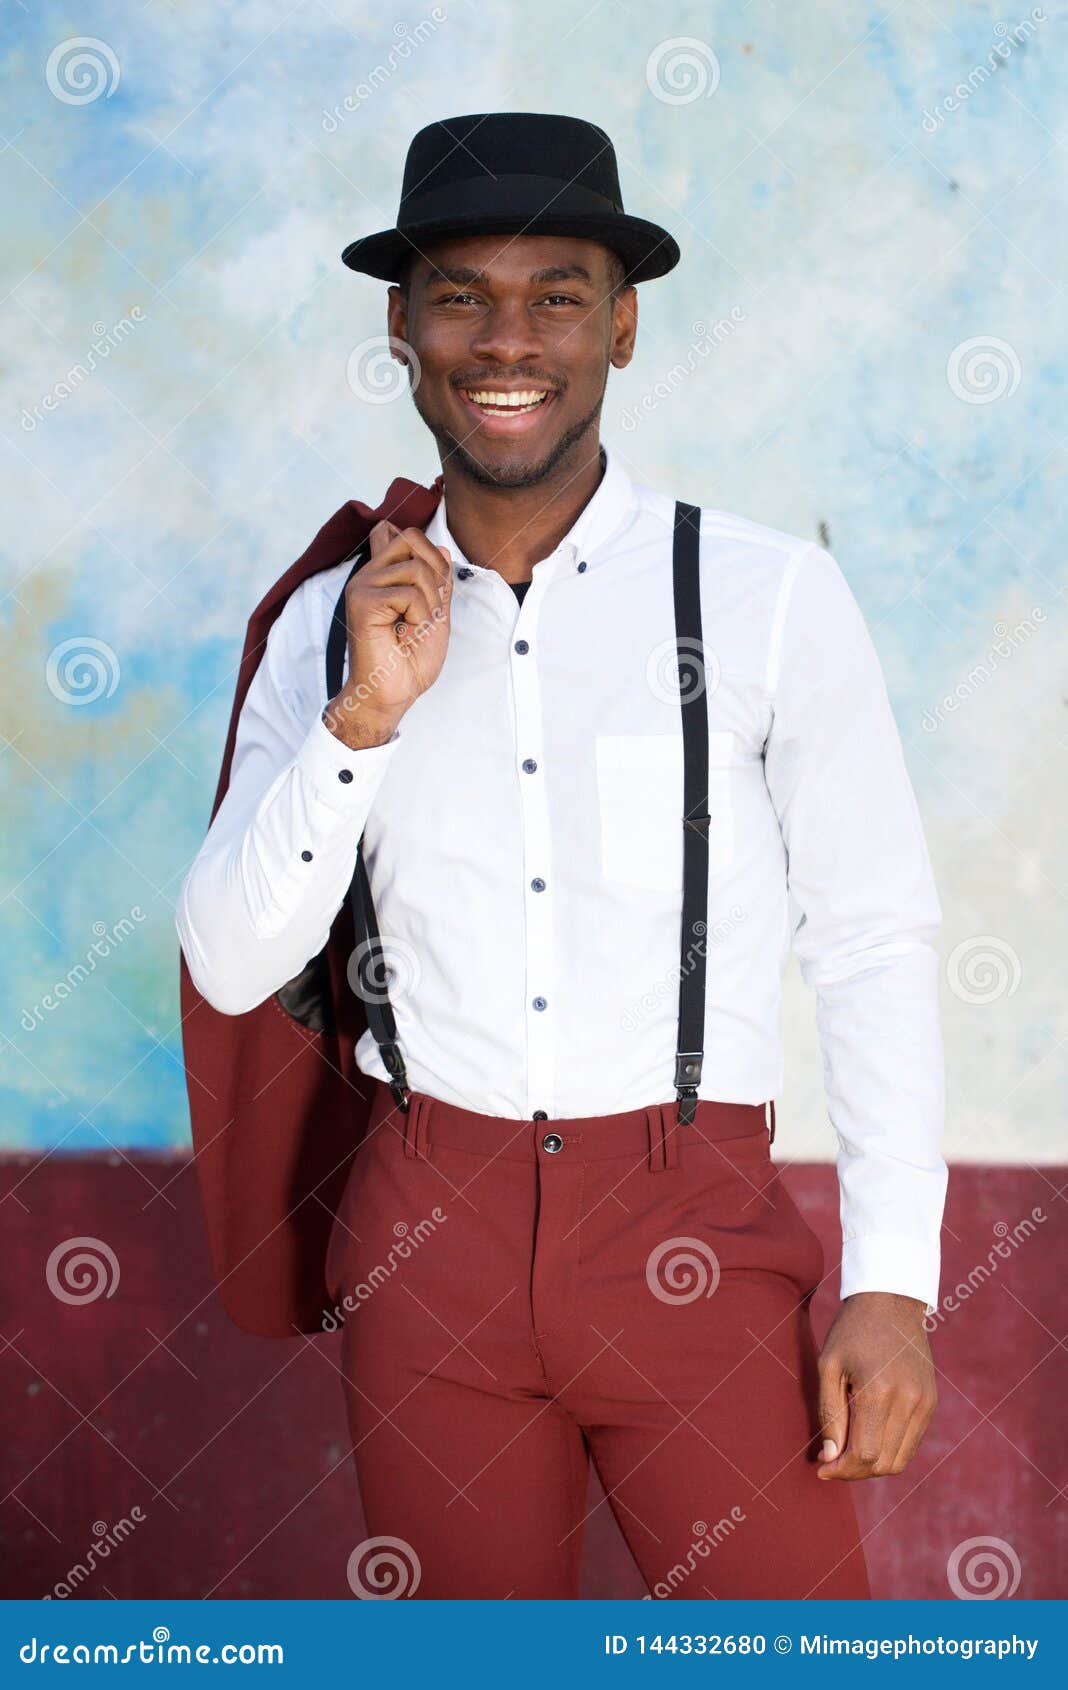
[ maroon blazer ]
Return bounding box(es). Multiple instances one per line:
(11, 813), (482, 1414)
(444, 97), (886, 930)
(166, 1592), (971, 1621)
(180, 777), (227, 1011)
(179, 475), (443, 1338)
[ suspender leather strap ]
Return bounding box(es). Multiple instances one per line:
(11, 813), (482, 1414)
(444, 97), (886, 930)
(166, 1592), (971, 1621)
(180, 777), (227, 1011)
(325, 543), (413, 1114)
(324, 502), (709, 1126)
(671, 499), (709, 1125)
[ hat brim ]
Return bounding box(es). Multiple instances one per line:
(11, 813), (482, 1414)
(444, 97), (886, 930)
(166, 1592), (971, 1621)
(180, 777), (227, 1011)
(341, 211), (680, 286)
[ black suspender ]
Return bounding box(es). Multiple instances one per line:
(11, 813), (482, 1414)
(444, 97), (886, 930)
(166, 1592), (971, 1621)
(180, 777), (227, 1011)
(324, 541), (415, 1115)
(671, 500), (709, 1124)
(325, 500), (709, 1124)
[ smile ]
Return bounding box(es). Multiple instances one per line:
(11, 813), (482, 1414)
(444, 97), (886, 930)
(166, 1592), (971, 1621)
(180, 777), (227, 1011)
(455, 387), (558, 433)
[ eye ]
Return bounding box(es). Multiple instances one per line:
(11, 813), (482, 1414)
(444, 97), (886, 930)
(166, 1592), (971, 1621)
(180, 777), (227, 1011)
(432, 291), (583, 308)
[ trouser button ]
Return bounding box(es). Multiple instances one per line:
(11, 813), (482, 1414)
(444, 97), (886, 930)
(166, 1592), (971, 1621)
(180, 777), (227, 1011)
(541, 1132), (563, 1154)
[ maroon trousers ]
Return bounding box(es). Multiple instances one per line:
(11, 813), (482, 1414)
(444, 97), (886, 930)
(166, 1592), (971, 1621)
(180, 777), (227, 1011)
(325, 1079), (871, 1600)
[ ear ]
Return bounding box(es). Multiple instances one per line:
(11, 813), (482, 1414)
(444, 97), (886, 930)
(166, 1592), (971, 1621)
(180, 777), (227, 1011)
(610, 285), (638, 371)
(386, 284), (408, 350)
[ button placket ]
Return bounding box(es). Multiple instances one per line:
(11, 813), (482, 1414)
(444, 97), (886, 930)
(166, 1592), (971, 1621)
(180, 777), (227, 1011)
(510, 568), (555, 1121)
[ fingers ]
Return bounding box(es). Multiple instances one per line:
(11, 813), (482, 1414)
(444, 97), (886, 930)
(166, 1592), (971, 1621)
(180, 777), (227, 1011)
(817, 1378), (889, 1480)
(368, 518), (401, 560)
(817, 1375), (936, 1480)
(817, 1359), (849, 1474)
(885, 1380), (937, 1474)
(369, 519), (452, 581)
(354, 524), (454, 632)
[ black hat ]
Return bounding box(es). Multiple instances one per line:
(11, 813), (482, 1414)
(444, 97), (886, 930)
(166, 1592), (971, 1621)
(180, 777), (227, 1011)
(341, 111), (680, 287)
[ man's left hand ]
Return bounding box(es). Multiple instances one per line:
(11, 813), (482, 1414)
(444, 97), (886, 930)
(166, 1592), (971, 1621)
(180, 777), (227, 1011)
(816, 1292), (936, 1480)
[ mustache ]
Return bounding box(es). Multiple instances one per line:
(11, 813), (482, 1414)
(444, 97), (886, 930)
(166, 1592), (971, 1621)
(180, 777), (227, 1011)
(451, 375), (564, 392)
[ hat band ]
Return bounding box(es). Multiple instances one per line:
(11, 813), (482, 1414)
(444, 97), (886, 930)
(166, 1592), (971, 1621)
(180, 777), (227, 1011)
(399, 172), (623, 227)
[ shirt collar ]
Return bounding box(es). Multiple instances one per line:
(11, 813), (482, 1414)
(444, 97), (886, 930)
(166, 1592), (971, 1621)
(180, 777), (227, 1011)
(423, 443), (636, 579)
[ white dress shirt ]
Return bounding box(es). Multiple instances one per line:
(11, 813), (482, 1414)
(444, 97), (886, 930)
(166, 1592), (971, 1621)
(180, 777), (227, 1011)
(176, 444), (947, 1308)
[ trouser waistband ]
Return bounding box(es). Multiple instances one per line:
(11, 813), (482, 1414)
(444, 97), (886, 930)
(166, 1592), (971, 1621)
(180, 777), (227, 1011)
(368, 1080), (770, 1173)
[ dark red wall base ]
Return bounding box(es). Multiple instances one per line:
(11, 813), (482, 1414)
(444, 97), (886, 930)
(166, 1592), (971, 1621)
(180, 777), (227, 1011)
(1, 1154), (1064, 1599)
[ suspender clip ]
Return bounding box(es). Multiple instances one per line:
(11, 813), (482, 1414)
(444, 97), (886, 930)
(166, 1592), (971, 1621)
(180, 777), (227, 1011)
(676, 1088), (698, 1125)
(379, 1041), (410, 1113)
(674, 1051), (703, 1125)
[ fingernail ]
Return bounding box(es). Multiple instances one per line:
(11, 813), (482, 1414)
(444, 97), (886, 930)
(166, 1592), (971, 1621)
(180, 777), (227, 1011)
(821, 1440), (838, 1461)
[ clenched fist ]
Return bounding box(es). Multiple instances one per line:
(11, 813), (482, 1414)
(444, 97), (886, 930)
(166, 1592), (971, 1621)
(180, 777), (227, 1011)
(323, 519), (453, 750)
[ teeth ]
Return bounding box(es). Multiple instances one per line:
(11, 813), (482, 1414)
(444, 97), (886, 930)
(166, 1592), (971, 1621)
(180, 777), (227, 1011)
(463, 389), (550, 410)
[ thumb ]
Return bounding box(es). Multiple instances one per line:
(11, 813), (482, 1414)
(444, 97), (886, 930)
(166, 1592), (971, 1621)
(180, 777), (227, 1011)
(368, 517), (402, 559)
(817, 1355), (849, 1471)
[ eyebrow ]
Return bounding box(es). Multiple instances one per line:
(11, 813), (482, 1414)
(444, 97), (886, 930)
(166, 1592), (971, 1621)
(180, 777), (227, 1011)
(424, 263), (595, 287)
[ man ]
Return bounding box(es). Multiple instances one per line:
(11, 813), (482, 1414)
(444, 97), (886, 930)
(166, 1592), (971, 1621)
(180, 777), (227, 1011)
(176, 112), (945, 1600)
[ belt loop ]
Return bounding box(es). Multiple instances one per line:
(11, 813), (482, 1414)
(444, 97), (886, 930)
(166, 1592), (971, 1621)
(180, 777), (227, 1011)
(645, 1104), (679, 1173)
(403, 1093), (430, 1161)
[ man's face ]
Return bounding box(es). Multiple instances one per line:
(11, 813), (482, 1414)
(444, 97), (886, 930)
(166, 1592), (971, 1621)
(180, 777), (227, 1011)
(386, 233), (636, 489)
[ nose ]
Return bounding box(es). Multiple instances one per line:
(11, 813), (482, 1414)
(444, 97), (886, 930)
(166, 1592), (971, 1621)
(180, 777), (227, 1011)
(467, 298), (544, 369)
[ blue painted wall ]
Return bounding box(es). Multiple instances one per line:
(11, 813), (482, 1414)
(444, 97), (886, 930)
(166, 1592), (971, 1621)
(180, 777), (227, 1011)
(2, 2), (1062, 1157)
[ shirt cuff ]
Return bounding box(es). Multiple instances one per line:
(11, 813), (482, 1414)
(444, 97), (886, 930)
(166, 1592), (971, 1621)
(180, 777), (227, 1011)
(295, 709), (400, 811)
(839, 1233), (941, 1315)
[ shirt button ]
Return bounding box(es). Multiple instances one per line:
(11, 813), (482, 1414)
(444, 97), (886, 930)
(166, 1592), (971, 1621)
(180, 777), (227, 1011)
(522, 757), (537, 774)
(532, 995), (548, 1011)
(577, 560), (587, 573)
(338, 768), (353, 784)
(457, 566), (473, 579)
(514, 639), (529, 654)
(301, 850), (313, 862)
(542, 1132), (563, 1154)
(530, 877), (546, 892)
(533, 1110), (548, 1121)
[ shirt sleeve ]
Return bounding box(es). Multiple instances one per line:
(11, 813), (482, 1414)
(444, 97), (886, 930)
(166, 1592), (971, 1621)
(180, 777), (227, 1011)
(175, 578), (399, 1016)
(762, 543), (947, 1311)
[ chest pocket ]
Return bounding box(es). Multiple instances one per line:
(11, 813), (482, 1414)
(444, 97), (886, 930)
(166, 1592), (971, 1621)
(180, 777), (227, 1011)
(595, 731), (737, 891)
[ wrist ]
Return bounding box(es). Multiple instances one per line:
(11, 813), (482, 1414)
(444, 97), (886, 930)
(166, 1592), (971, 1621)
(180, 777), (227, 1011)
(841, 1290), (928, 1325)
(322, 692), (401, 750)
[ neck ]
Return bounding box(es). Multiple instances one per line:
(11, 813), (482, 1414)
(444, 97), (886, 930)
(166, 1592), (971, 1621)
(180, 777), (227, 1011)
(437, 442), (606, 584)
